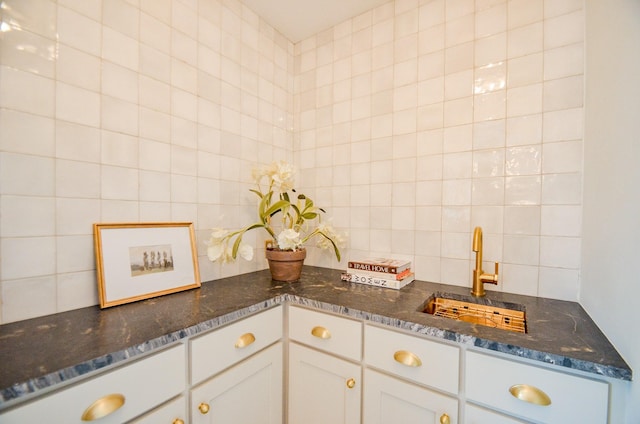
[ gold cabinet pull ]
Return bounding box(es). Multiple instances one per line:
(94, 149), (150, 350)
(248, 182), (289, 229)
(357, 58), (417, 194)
(393, 350), (422, 367)
(235, 332), (256, 348)
(173, 420), (185, 424)
(198, 402), (211, 414)
(81, 393), (125, 421)
(346, 378), (356, 389)
(440, 413), (450, 424)
(509, 384), (552, 406)
(311, 326), (331, 339)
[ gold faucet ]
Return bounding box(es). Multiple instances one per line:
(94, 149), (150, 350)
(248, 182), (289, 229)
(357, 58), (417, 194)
(471, 226), (499, 297)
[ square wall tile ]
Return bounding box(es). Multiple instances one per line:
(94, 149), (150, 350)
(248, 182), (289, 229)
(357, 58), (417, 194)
(2, 276), (57, 323)
(1, 237), (56, 280)
(1, 196), (55, 237)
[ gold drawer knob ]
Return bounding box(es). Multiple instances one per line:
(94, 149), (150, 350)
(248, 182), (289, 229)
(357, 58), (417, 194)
(440, 413), (450, 424)
(311, 326), (331, 339)
(173, 419), (185, 424)
(198, 402), (211, 414)
(509, 384), (552, 406)
(81, 393), (125, 421)
(346, 378), (356, 389)
(235, 332), (256, 348)
(393, 350), (422, 367)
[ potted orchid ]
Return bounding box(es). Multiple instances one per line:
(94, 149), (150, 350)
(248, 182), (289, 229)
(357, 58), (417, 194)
(206, 161), (344, 281)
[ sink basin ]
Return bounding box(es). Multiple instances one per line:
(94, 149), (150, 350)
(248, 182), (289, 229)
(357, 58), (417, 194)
(422, 294), (527, 333)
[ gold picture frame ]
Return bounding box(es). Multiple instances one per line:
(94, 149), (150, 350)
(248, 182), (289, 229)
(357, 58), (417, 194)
(93, 222), (201, 308)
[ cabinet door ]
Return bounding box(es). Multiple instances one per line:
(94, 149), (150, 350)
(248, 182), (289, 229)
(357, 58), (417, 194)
(289, 343), (361, 424)
(191, 343), (283, 424)
(363, 369), (458, 424)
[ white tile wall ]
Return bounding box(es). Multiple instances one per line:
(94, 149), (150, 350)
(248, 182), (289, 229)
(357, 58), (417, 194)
(0, 0), (585, 323)
(0, 0), (293, 323)
(293, 0), (585, 300)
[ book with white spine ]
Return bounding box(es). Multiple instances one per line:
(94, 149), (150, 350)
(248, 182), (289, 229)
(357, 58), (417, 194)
(340, 271), (415, 290)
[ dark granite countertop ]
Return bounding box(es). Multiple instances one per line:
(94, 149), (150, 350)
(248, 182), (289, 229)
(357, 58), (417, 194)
(0, 266), (632, 408)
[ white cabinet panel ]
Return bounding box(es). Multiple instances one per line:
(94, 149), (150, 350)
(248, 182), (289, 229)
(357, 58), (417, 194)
(466, 350), (609, 423)
(289, 305), (362, 361)
(364, 324), (459, 394)
(129, 395), (187, 424)
(1, 344), (186, 424)
(363, 369), (458, 424)
(190, 306), (283, 384)
(465, 403), (527, 424)
(191, 342), (283, 424)
(289, 343), (361, 424)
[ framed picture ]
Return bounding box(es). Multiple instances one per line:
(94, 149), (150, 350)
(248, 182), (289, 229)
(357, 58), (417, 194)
(93, 222), (201, 308)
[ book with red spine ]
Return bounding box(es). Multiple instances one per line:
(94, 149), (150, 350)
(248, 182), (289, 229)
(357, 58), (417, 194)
(347, 257), (411, 274)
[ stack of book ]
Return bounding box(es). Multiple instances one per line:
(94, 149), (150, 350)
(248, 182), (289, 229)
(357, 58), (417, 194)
(341, 258), (414, 290)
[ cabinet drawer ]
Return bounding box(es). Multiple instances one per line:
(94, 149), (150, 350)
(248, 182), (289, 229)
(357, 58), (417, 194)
(191, 306), (283, 384)
(364, 325), (459, 394)
(1, 344), (186, 424)
(288, 305), (362, 361)
(465, 350), (609, 423)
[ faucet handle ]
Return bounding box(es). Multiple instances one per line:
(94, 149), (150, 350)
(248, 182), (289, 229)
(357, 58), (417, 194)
(494, 262), (499, 275)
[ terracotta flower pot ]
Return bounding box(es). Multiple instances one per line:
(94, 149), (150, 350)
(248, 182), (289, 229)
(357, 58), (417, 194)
(265, 248), (306, 282)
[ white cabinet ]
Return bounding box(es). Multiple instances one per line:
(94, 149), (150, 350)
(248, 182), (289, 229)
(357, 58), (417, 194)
(288, 305), (362, 424)
(190, 306), (284, 424)
(288, 343), (361, 424)
(191, 342), (283, 424)
(190, 306), (283, 385)
(0, 344), (186, 424)
(364, 369), (458, 424)
(363, 324), (458, 424)
(466, 350), (609, 423)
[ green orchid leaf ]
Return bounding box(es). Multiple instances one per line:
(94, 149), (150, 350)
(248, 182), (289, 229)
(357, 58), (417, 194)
(318, 231), (341, 261)
(249, 189), (264, 199)
(264, 199), (289, 217)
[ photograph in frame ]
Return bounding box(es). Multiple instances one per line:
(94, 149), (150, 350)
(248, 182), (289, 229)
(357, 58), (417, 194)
(93, 222), (201, 308)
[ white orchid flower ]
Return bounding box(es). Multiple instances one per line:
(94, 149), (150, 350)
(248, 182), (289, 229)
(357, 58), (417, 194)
(206, 242), (224, 262)
(277, 229), (301, 250)
(238, 243), (254, 261)
(271, 161), (294, 192)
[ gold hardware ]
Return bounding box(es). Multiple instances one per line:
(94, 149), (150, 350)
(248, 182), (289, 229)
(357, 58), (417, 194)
(393, 350), (422, 367)
(440, 413), (451, 424)
(311, 326), (331, 339)
(173, 420), (185, 424)
(471, 226), (499, 297)
(81, 393), (125, 421)
(425, 296), (527, 333)
(509, 384), (552, 406)
(198, 402), (211, 414)
(346, 378), (356, 389)
(235, 332), (256, 348)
